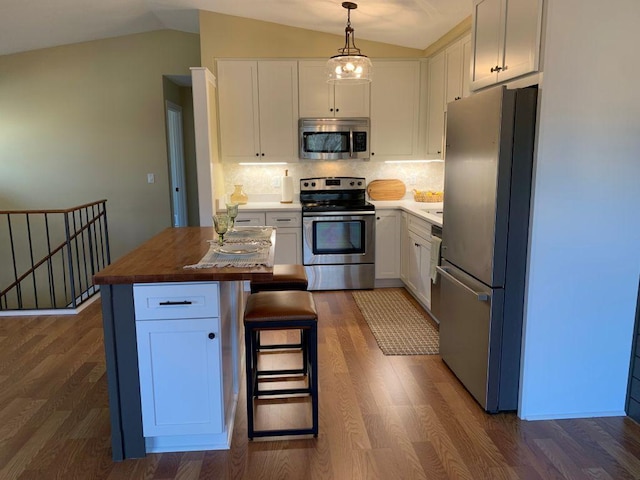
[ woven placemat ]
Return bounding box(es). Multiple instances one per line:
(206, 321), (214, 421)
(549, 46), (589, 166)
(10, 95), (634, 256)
(352, 288), (439, 355)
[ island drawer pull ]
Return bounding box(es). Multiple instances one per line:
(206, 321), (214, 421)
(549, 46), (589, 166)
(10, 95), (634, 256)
(158, 300), (193, 306)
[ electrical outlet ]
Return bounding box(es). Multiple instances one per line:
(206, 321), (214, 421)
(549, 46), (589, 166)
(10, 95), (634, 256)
(147, 173), (155, 184)
(272, 176), (281, 188)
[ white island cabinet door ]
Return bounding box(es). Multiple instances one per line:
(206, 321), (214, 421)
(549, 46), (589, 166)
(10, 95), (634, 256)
(136, 317), (223, 437)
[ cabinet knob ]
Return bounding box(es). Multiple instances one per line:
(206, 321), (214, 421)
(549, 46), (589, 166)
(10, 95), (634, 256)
(455, 96), (461, 101)
(255, 153), (259, 156)
(437, 150), (441, 154)
(490, 65), (503, 72)
(330, 108), (334, 112)
(208, 332), (216, 339)
(261, 153), (265, 156)
(371, 152), (375, 156)
(376, 216), (381, 220)
(336, 108), (339, 112)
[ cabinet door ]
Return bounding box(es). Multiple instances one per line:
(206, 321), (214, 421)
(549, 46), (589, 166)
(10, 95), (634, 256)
(333, 82), (370, 117)
(136, 318), (223, 437)
(471, 0), (503, 90)
(274, 228), (302, 264)
(445, 40), (464, 108)
(462, 35), (472, 98)
(498, 0), (543, 83)
(406, 230), (421, 294)
(417, 241), (432, 308)
(400, 213), (409, 282)
(426, 51), (446, 158)
(375, 211), (401, 279)
(217, 61), (260, 161)
(298, 61), (334, 117)
(370, 61), (420, 160)
(257, 61), (299, 161)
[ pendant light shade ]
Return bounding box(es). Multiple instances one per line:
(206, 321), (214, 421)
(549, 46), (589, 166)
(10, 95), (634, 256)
(327, 2), (372, 84)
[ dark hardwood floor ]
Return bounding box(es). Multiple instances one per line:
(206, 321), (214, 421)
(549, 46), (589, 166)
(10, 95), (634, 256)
(1, 289), (640, 479)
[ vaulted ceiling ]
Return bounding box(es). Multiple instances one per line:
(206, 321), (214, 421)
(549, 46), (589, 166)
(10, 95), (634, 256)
(0, 0), (471, 56)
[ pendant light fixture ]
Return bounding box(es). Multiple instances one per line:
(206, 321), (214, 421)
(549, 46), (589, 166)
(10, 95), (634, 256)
(327, 2), (372, 84)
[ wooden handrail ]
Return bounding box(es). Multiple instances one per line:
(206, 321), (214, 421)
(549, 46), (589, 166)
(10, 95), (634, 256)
(0, 199), (107, 215)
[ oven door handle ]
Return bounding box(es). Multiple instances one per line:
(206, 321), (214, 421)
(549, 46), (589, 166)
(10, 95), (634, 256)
(303, 210), (376, 217)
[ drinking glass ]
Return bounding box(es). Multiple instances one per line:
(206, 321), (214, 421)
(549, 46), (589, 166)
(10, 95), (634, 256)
(226, 203), (239, 230)
(213, 214), (229, 245)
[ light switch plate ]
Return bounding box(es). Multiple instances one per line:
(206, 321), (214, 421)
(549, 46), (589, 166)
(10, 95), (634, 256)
(147, 173), (155, 184)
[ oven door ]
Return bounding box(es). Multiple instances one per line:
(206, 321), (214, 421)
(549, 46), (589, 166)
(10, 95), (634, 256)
(303, 212), (375, 265)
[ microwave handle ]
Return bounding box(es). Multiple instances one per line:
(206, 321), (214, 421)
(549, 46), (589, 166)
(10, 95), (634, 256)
(349, 129), (354, 158)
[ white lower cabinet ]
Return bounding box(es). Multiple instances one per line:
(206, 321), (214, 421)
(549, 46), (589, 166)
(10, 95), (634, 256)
(136, 317), (222, 436)
(266, 211), (302, 264)
(403, 214), (432, 309)
(375, 210), (401, 279)
(133, 282), (236, 453)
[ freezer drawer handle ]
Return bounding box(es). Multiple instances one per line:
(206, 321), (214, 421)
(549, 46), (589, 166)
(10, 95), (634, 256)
(436, 266), (491, 302)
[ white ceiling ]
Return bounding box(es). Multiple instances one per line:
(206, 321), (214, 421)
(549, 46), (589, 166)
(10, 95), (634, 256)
(0, 0), (471, 57)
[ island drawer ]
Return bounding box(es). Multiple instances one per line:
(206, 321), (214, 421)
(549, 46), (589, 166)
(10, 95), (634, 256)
(234, 212), (266, 227)
(134, 282), (220, 320)
(266, 211), (301, 228)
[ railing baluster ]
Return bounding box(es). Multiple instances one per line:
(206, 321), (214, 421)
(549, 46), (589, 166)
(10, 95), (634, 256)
(44, 213), (56, 308)
(64, 211), (78, 309)
(7, 215), (23, 309)
(26, 213), (39, 309)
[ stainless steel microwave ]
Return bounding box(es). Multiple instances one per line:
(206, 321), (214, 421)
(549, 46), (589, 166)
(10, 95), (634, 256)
(299, 118), (369, 160)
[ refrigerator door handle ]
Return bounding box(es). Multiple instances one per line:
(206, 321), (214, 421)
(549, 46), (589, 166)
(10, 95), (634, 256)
(436, 266), (491, 302)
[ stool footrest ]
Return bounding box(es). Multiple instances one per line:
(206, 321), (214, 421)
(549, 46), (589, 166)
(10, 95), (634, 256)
(255, 387), (312, 396)
(249, 427), (317, 440)
(257, 368), (306, 376)
(258, 343), (303, 350)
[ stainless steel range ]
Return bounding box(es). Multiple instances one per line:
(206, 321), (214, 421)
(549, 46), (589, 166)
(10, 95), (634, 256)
(300, 177), (375, 290)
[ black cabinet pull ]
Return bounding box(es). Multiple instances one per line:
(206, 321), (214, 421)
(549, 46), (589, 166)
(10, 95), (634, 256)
(490, 65), (503, 72)
(208, 332), (216, 339)
(158, 300), (192, 306)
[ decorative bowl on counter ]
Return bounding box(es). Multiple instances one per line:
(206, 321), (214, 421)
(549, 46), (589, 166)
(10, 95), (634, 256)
(413, 189), (444, 203)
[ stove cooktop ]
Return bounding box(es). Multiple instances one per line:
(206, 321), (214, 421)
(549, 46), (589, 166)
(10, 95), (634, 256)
(302, 201), (375, 213)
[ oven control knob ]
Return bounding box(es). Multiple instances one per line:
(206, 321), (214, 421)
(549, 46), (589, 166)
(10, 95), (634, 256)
(303, 182), (309, 187)
(350, 181), (355, 186)
(357, 181), (362, 186)
(311, 182), (316, 187)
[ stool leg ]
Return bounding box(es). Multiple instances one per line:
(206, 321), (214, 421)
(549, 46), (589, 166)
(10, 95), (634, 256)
(310, 323), (318, 437)
(244, 325), (255, 440)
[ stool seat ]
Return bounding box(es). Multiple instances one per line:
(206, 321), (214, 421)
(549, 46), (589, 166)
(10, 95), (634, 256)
(250, 264), (308, 293)
(243, 290), (318, 440)
(245, 290), (316, 324)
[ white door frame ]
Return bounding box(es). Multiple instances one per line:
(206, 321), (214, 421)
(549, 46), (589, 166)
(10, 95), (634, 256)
(166, 101), (188, 227)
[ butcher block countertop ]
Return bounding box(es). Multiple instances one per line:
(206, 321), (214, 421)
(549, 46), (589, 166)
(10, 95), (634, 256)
(93, 227), (274, 285)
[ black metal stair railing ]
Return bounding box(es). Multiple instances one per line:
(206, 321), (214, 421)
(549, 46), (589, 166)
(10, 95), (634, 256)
(0, 200), (110, 311)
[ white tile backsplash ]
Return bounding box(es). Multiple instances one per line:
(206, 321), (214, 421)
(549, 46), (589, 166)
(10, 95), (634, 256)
(222, 161), (444, 200)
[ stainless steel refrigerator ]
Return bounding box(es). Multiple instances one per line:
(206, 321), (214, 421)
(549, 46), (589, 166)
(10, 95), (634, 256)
(437, 86), (538, 413)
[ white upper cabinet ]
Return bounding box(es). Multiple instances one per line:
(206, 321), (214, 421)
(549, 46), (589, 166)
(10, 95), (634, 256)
(471, 0), (544, 90)
(426, 50), (445, 158)
(445, 34), (472, 111)
(217, 60), (298, 162)
(370, 60), (421, 161)
(298, 60), (369, 118)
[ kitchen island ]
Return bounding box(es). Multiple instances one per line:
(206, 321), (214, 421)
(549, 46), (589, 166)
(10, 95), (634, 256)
(94, 227), (274, 461)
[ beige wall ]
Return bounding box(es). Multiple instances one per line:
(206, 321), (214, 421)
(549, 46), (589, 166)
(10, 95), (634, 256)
(199, 11), (423, 72)
(0, 30), (200, 262)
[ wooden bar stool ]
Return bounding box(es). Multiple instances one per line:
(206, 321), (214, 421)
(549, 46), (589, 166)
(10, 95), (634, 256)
(250, 264), (308, 351)
(243, 290), (318, 440)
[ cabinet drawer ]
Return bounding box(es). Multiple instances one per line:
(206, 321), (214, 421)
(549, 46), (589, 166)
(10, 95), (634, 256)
(234, 212), (266, 227)
(266, 211), (301, 228)
(134, 282), (220, 320)
(408, 214), (431, 240)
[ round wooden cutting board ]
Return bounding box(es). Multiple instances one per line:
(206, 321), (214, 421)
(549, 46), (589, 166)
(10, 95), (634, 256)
(366, 179), (407, 200)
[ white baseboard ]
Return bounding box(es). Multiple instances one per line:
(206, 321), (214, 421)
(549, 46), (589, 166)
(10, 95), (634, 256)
(0, 292), (100, 317)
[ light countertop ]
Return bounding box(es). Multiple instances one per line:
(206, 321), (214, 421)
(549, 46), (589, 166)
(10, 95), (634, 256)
(228, 199), (443, 226)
